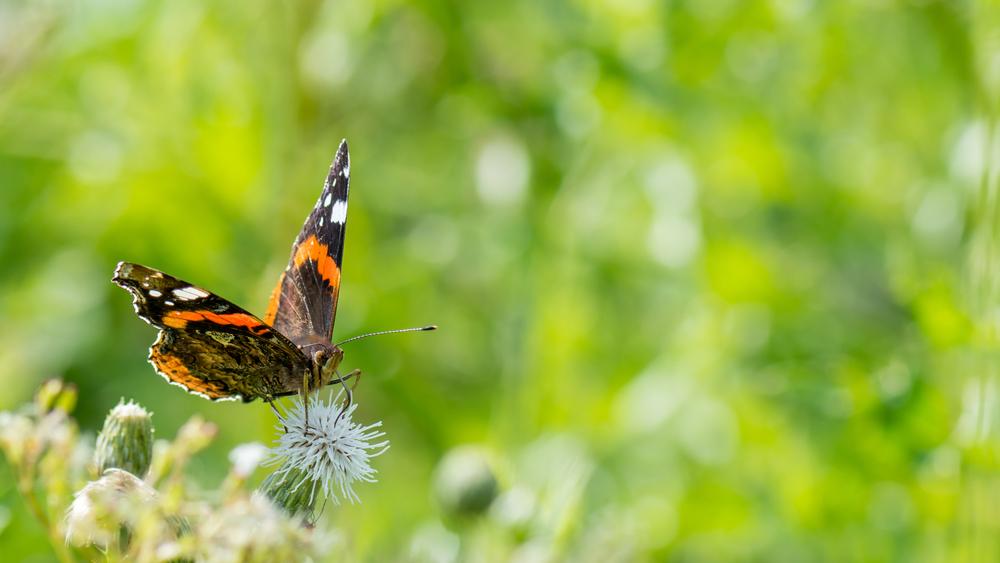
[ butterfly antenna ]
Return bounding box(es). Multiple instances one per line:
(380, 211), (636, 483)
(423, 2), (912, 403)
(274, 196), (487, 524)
(335, 325), (437, 347)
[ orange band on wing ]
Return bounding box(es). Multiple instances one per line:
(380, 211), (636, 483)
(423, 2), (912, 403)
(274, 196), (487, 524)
(163, 316), (188, 329)
(164, 310), (270, 334)
(292, 235), (341, 289)
(263, 272), (284, 326)
(152, 352), (229, 399)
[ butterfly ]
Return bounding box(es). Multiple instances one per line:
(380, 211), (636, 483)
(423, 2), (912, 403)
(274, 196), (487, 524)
(114, 140), (431, 406)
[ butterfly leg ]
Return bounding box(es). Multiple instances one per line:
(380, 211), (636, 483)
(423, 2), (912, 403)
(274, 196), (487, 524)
(328, 368), (361, 386)
(265, 396), (288, 433)
(334, 369), (361, 423)
(302, 372), (313, 435)
(349, 369), (362, 392)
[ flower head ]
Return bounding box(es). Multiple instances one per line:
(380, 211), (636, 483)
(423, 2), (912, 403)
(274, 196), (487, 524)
(197, 493), (326, 562)
(264, 394), (388, 513)
(65, 468), (158, 548)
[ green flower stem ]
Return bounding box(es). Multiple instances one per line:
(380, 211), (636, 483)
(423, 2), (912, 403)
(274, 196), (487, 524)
(18, 481), (74, 563)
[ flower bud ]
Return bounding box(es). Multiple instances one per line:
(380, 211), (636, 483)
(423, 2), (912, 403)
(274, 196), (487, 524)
(148, 416), (217, 483)
(94, 400), (154, 478)
(260, 466), (318, 520)
(35, 379), (77, 414)
(433, 446), (498, 517)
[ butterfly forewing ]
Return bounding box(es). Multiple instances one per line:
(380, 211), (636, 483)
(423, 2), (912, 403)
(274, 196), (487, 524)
(265, 140), (350, 344)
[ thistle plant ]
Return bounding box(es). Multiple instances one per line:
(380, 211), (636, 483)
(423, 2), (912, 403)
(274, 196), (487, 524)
(262, 394), (389, 519)
(0, 380), (83, 562)
(0, 381), (390, 562)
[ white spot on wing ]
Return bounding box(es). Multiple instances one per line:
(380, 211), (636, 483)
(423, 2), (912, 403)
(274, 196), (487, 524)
(319, 216), (325, 226)
(324, 193), (332, 207)
(165, 300), (175, 306)
(148, 289), (162, 298)
(330, 199), (348, 224)
(172, 286), (210, 301)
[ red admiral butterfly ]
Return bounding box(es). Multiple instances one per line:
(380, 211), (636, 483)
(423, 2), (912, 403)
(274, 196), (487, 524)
(114, 140), (433, 406)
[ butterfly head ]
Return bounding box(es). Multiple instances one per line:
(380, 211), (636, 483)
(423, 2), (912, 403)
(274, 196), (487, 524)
(310, 344), (345, 391)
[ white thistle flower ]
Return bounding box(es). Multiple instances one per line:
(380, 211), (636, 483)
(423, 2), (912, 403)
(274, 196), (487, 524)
(197, 493), (322, 562)
(229, 442), (269, 477)
(65, 468), (158, 548)
(267, 394), (389, 506)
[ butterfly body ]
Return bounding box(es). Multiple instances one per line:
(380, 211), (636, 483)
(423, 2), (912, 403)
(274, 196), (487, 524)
(113, 141), (352, 402)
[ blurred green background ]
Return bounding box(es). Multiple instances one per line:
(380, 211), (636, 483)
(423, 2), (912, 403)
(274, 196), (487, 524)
(0, 0), (995, 560)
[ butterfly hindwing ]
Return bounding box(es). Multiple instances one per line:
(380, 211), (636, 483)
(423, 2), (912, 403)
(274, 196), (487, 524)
(265, 140), (350, 344)
(113, 262), (311, 402)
